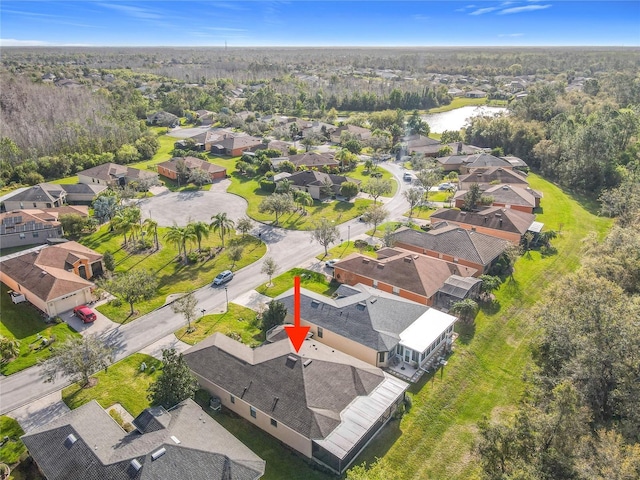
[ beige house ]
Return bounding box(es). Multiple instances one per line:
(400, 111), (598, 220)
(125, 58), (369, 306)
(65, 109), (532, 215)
(0, 241), (103, 317)
(0, 210), (64, 249)
(276, 284), (458, 382)
(276, 170), (360, 200)
(77, 163), (159, 188)
(184, 332), (408, 474)
(2, 184), (67, 211)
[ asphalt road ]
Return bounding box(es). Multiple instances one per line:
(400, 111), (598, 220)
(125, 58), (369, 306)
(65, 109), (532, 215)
(0, 161), (412, 415)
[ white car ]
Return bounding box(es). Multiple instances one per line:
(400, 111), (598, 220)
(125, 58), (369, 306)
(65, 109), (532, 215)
(212, 270), (234, 286)
(438, 182), (456, 190)
(325, 259), (341, 268)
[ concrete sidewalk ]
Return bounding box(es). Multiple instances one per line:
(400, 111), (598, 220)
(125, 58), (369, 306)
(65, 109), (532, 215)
(8, 391), (70, 434)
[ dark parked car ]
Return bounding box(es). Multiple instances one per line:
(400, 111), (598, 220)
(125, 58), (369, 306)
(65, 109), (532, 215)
(73, 305), (97, 323)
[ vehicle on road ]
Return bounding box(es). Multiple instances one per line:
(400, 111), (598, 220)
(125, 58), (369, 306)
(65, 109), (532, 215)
(325, 259), (341, 268)
(73, 305), (97, 323)
(403, 172), (413, 182)
(212, 270), (234, 286)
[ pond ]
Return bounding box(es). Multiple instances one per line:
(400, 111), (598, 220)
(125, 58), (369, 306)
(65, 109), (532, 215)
(422, 105), (508, 133)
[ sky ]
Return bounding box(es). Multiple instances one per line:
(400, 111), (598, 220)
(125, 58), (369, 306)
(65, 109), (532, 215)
(1, 1), (638, 47)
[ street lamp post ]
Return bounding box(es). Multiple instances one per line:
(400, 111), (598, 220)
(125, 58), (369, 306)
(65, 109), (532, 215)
(224, 287), (229, 312)
(201, 308), (206, 318)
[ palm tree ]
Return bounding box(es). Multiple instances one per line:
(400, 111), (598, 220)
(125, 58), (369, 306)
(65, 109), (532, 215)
(143, 218), (159, 250)
(111, 210), (133, 246)
(0, 336), (20, 363)
(210, 212), (235, 248)
(189, 221), (210, 252)
(294, 190), (313, 214)
(163, 224), (195, 264)
(450, 299), (479, 324)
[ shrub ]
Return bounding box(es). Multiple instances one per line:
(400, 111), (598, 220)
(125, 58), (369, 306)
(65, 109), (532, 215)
(110, 298), (122, 307)
(259, 179), (276, 192)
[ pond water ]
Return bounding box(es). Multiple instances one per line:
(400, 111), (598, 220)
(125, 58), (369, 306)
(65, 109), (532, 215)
(422, 105), (508, 133)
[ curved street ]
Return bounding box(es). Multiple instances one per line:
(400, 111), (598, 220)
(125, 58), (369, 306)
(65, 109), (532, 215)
(0, 161), (412, 415)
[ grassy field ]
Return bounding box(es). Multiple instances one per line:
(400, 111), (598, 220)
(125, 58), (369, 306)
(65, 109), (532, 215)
(0, 416), (26, 465)
(62, 353), (162, 417)
(227, 172), (372, 230)
(344, 164), (398, 197)
(353, 173), (613, 479)
(320, 240), (378, 261)
(175, 303), (263, 347)
(257, 268), (337, 298)
(81, 226), (266, 323)
(0, 284), (80, 375)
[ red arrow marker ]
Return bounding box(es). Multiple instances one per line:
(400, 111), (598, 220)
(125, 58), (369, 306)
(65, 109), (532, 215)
(285, 276), (310, 353)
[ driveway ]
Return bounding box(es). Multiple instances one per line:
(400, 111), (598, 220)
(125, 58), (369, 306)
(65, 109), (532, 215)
(136, 181), (248, 226)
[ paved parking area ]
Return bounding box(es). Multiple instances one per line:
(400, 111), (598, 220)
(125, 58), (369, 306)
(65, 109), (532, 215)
(136, 180), (248, 227)
(63, 304), (118, 336)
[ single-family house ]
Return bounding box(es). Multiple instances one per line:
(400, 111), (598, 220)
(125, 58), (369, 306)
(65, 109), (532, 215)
(276, 283), (458, 380)
(434, 275), (483, 310)
(392, 224), (509, 274)
(59, 184), (109, 204)
(275, 170), (360, 200)
(2, 184), (67, 211)
(216, 135), (263, 156)
(330, 125), (372, 143)
(501, 155), (529, 170)
(0, 210), (63, 249)
(0, 241), (104, 317)
(184, 332), (408, 474)
(437, 153), (513, 173)
(146, 111), (179, 127)
(430, 207), (537, 244)
(458, 167), (529, 191)
(408, 142), (483, 157)
(287, 152), (339, 169)
(253, 140), (292, 156)
(77, 163), (159, 188)
(157, 157), (227, 183)
(332, 247), (477, 306)
(465, 90), (487, 98)
(454, 184), (542, 213)
(21, 399), (265, 480)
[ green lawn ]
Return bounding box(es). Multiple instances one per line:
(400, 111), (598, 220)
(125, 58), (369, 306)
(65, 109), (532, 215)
(353, 173), (613, 479)
(406, 205), (437, 220)
(0, 284), (80, 375)
(175, 303), (263, 347)
(344, 165), (398, 197)
(193, 391), (332, 480)
(227, 172), (372, 230)
(257, 268), (337, 298)
(81, 227), (266, 323)
(62, 353), (162, 417)
(320, 240), (378, 261)
(0, 416), (26, 465)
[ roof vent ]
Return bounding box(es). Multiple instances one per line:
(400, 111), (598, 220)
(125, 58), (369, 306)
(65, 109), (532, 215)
(271, 397), (279, 411)
(151, 447), (166, 461)
(64, 433), (78, 448)
(130, 459), (142, 471)
(303, 359), (313, 368)
(310, 300), (320, 308)
(170, 436), (180, 444)
(502, 186), (509, 190)
(369, 298), (377, 304)
(495, 213), (501, 217)
(362, 259), (370, 264)
(285, 355), (298, 368)
(404, 257), (412, 263)
(356, 302), (366, 311)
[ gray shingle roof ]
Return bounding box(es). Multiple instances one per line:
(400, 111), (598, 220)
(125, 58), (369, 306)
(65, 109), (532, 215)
(392, 225), (508, 267)
(6, 183), (65, 203)
(184, 334), (385, 440)
(281, 170), (359, 188)
(21, 399), (265, 480)
(276, 284), (430, 351)
(459, 167), (528, 188)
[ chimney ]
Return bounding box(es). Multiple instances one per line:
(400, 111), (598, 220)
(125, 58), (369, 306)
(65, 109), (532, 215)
(457, 142), (462, 155)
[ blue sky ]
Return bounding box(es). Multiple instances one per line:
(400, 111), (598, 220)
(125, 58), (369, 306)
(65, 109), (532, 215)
(1, 1), (638, 47)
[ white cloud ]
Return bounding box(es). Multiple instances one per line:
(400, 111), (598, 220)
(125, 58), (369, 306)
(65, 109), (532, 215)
(98, 3), (161, 20)
(499, 4), (552, 14)
(0, 38), (51, 46)
(470, 7), (499, 15)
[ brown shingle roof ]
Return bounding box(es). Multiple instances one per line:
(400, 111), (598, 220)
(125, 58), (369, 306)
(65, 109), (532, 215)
(459, 167), (529, 188)
(159, 157), (226, 175)
(336, 248), (476, 298)
(287, 152), (338, 168)
(430, 207), (535, 235)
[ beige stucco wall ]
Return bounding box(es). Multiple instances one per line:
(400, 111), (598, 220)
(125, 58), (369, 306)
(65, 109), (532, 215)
(194, 374), (313, 458)
(0, 227), (62, 249)
(78, 174), (108, 186)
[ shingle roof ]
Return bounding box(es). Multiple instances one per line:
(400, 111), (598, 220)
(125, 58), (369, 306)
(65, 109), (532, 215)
(78, 163), (157, 182)
(184, 333), (386, 439)
(219, 135), (262, 150)
(0, 210), (61, 235)
(60, 184), (109, 195)
(334, 248), (477, 299)
(392, 226), (508, 267)
(276, 283), (432, 351)
(21, 399), (265, 480)
(6, 183), (65, 204)
(454, 184), (540, 208)
(159, 157), (226, 175)
(0, 241), (101, 301)
(459, 167), (529, 188)
(430, 206), (535, 236)
(287, 152), (339, 168)
(464, 153), (513, 169)
(281, 170), (360, 188)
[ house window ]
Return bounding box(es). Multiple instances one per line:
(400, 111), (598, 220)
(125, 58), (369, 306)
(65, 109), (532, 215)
(317, 327), (323, 338)
(378, 352), (385, 363)
(46, 203), (52, 208)
(19, 233), (25, 239)
(392, 286), (400, 295)
(230, 395), (235, 404)
(270, 418), (277, 427)
(372, 280), (378, 288)
(250, 406), (256, 418)
(20, 202), (24, 209)
(33, 203), (37, 208)
(32, 232), (39, 238)
(412, 350), (418, 362)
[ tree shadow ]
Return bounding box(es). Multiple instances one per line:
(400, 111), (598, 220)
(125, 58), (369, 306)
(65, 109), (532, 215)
(480, 300), (501, 316)
(455, 321), (476, 345)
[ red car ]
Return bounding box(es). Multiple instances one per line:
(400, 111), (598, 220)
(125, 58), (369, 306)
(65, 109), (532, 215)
(73, 305), (97, 323)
